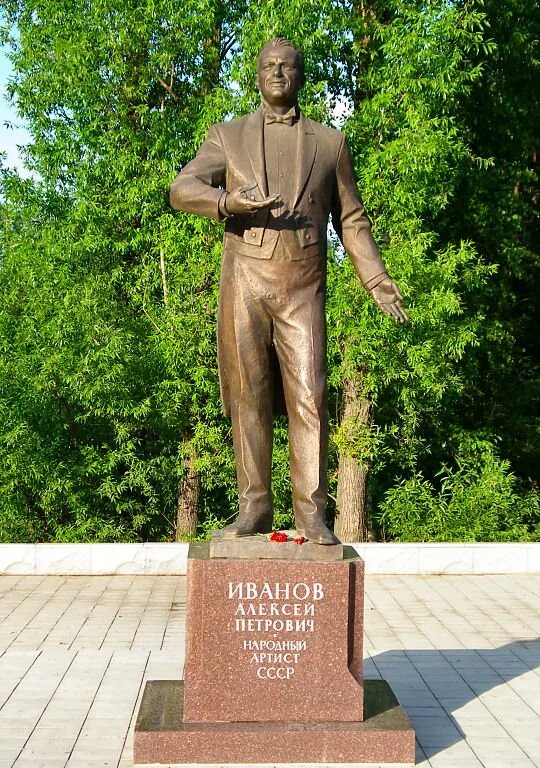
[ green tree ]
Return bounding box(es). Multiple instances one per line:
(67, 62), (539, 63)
(328, 0), (495, 539)
(440, 0), (540, 488)
(0, 0), (240, 541)
(1, 0), (537, 543)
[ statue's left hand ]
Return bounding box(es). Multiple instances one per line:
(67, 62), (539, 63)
(369, 278), (409, 323)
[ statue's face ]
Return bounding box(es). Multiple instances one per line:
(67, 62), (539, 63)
(256, 45), (303, 108)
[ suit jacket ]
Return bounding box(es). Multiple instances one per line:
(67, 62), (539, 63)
(170, 107), (386, 287)
(170, 107), (387, 416)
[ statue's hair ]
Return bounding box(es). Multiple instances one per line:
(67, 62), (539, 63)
(258, 37), (304, 76)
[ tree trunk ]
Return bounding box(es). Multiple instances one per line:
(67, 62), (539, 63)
(175, 450), (200, 541)
(200, 3), (223, 96)
(334, 377), (371, 542)
(173, 13), (221, 544)
(159, 245), (169, 305)
(335, 4), (384, 543)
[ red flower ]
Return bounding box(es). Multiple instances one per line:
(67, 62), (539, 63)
(270, 531), (289, 543)
(293, 536), (307, 545)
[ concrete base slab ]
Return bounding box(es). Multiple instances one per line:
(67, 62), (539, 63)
(2, 542), (540, 575)
(134, 679), (415, 765)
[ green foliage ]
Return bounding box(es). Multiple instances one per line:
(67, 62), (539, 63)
(0, 0), (538, 542)
(325, 0), (539, 538)
(325, 1), (493, 510)
(0, 0), (234, 541)
(379, 439), (539, 542)
(439, 0), (540, 483)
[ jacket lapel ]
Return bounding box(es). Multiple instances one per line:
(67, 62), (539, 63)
(292, 114), (317, 208)
(246, 108), (268, 197)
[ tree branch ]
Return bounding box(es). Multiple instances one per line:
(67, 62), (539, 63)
(157, 76), (180, 102)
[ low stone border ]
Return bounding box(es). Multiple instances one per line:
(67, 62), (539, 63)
(0, 541), (538, 575)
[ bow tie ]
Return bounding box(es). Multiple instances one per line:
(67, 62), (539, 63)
(264, 109), (297, 126)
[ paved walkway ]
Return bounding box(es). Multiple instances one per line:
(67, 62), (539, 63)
(0, 574), (538, 768)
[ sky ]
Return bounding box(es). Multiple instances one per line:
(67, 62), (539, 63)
(0, 45), (30, 173)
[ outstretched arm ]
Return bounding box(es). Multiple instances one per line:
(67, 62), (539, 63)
(332, 136), (408, 323)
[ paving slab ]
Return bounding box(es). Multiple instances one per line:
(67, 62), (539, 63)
(0, 574), (538, 767)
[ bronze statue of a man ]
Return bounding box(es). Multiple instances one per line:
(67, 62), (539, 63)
(170, 38), (407, 544)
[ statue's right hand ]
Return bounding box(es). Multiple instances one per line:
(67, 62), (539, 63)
(224, 185), (279, 215)
(369, 278), (409, 324)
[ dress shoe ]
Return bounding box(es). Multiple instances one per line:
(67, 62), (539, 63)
(295, 515), (339, 545)
(220, 512), (273, 539)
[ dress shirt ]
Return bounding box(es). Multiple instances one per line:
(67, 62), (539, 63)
(262, 103), (300, 259)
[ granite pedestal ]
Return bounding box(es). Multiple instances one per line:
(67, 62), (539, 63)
(134, 540), (415, 765)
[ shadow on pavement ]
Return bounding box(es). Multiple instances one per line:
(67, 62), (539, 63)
(367, 639), (540, 761)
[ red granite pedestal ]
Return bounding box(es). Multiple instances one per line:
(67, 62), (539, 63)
(134, 543), (415, 765)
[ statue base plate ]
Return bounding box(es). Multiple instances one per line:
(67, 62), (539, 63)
(134, 679), (415, 765)
(209, 530), (344, 561)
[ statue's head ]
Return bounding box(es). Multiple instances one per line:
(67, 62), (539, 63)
(256, 38), (305, 109)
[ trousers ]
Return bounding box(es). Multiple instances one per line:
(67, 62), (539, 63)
(218, 248), (328, 525)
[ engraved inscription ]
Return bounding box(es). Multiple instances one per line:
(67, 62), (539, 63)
(228, 581), (324, 680)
